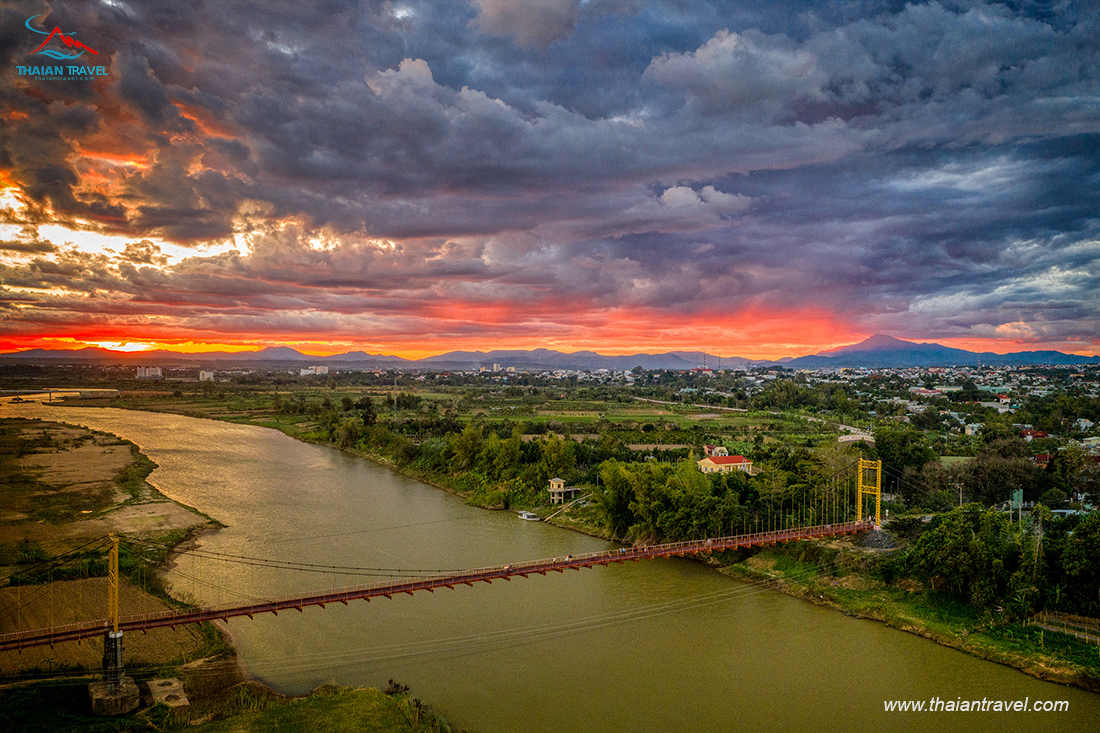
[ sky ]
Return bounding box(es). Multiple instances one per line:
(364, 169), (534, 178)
(1, 0), (1098, 360)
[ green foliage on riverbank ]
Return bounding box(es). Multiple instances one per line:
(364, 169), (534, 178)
(898, 505), (1100, 619)
(21, 385), (1100, 694)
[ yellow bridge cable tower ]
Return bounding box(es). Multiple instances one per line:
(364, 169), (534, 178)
(856, 459), (882, 527)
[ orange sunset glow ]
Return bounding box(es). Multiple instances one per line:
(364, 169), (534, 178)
(1, 3), (1097, 364)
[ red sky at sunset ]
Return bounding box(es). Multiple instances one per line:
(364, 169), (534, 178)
(3, 3), (1098, 362)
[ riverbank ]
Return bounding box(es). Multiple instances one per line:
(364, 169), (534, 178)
(0, 417), (224, 676)
(244, 409), (1100, 694)
(716, 541), (1100, 692)
(94, 393), (583, 516)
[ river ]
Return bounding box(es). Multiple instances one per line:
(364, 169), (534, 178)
(6, 401), (1099, 732)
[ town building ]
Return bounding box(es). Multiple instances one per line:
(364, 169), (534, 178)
(697, 455), (753, 474)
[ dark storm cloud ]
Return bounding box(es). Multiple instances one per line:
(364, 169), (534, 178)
(2, 0), (1098, 349)
(468, 0), (581, 47)
(115, 51), (193, 131)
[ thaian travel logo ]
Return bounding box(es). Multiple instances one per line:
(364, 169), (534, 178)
(17, 14), (108, 80)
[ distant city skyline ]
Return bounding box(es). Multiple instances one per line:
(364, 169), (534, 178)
(2, 3), (1098, 360)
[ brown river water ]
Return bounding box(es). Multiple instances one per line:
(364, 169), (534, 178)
(6, 401), (1099, 732)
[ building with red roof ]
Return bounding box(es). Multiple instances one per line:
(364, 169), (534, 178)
(697, 455), (753, 474)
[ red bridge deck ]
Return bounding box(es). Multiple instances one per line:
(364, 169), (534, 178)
(0, 521), (871, 652)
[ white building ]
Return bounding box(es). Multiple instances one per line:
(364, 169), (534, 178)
(136, 366), (162, 379)
(199, 370), (215, 381)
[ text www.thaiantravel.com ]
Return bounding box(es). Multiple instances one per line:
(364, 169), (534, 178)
(884, 697), (1068, 712)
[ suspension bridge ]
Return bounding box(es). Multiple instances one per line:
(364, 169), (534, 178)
(0, 459), (883, 699)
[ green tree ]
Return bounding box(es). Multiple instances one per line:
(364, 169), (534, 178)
(906, 504), (1015, 608)
(478, 432), (504, 479)
(334, 417), (363, 449)
(451, 424), (483, 471)
(1062, 512), (1100, 614)
(596, 460), (638, 539)
(538, 433), (575, 484)
(874, 426), (936, 472)
(959, 454), (1045, 506)
(356, 395), (377, 426)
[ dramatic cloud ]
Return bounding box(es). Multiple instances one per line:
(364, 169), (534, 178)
(0, 0), (1097, 357)
(469, 0), (580, 47)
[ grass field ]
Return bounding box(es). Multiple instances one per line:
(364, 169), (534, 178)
(0, 577), (209, 675)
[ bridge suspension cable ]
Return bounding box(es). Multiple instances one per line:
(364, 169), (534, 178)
(121, 537), (466, 578)
(167, 545), (908, 684)
(0, 520), (874, 653)
(0, 542), (906, 687)
(0, 536), (111, 584)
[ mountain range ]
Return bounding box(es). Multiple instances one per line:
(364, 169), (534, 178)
(1, 335), (1096, 370)
(785, 334), (1098, 368)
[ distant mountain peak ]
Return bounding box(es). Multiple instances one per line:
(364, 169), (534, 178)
(821, 334), (915, 354)
(858, 334), (912, 349)
(256, 346), (307, 358)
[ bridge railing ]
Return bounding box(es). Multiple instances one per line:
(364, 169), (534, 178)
(0, 520), (872, 650)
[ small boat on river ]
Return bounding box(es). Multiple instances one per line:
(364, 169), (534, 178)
(517, 511), (541, 521)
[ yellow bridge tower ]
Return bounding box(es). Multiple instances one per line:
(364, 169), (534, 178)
(856, 459), (882, 526)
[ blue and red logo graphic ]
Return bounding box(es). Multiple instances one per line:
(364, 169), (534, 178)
(24, 14), (99, 60)
(18, 13), (107, 80)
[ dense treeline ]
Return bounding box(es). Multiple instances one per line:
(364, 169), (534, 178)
(1013, 393), (1100, 436)
(594, 442), (860, 543)
(296, 394), (651, 508)
(282, 390), (862, 527)
(895, 505), (1100, 618)
(596, 460), (749, 540)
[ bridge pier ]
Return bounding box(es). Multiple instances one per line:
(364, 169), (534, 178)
(89, 630), (139, 715)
